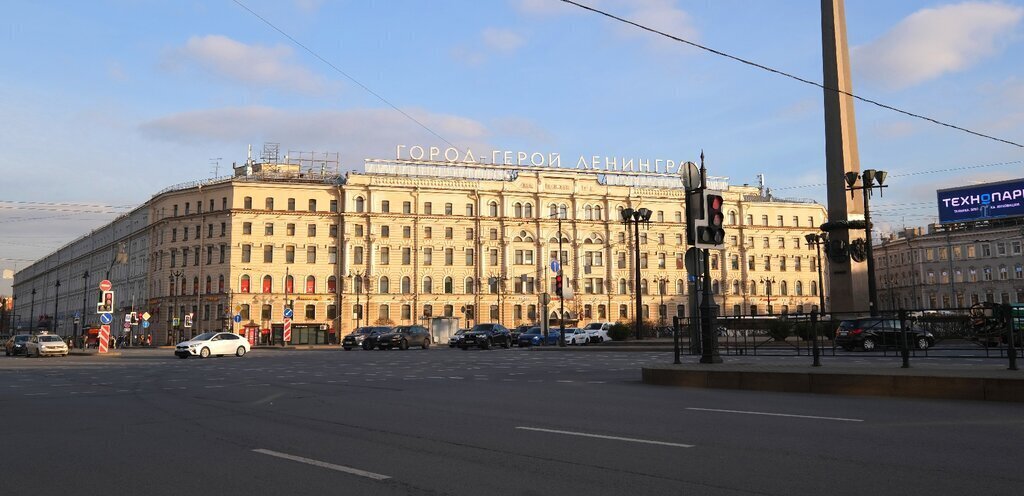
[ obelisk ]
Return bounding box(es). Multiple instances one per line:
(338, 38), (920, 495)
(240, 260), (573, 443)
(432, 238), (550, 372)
(822, 0), (868, 314)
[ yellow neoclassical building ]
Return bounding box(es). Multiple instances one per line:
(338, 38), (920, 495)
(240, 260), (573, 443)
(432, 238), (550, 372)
(14, 153), (829, 345)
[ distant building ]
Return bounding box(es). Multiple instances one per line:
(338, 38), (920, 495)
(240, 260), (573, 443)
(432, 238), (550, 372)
(875, 220), (1024, 310)
(13, 150), (828, 345)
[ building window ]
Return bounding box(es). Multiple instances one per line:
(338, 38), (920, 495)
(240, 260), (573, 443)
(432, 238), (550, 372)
(381, 200), (390, 213)
(445, 203), (453, 215)
(285, 246), (295, 264)
(308, 224), (317, 237)
(285, 275), (294, 294)
(424, 202), (432, 215)
(354, 246), (364, 265)
(423, 277), (433, 293)
(263, 245), (274, 263)
(402, 247), (411, 265)
(262, 275), (272, 293)
(265, 223), (274, 236)
(330, 224), (338, 238)
(330, 200), (338, 212)
(355, 197), (365, 213)
(403, 201), (411, 214)
(266, 198), (275, 210)
(379, 277), (390, 294)
(489, 201), (498, 216)
(307, 246), (316, 264)
(381, 225), (390, 238)
(380, 247), (389, 265)
(287, 223), (295, 236)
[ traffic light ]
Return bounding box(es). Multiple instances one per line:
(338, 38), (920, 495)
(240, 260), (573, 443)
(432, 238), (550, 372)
(555, 274), (564, 298)
(96, 290), (114, 314)
(695, 191), (726, 249)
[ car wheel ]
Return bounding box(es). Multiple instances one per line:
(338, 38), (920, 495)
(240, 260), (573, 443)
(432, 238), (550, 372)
(400, 339), (409, 350)
(502, 338), (510, 349)
(236, 346), (246, 357)
(861, 338), (876, 352)
(480, 339), (490, 350)
(362, 342), (372, 350)
(422, 339), (430, 349)
(916, 337), (930, 350)
(200, 347), (211, 358)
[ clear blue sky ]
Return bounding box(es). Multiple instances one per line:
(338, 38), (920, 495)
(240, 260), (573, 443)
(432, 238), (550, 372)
(2, 0), (1023, 294)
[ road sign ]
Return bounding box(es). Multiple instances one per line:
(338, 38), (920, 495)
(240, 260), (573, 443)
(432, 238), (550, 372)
(283, 307), (294, 319)
(99, 313), (113, 325)
(123, 322), (131, 330)
(141, 312), (150, 321)
(130, 311), (138, 324)
(124, 313), (132, 326)
(184, 314), (193, 328)
(98, 325), (110, 354)
(550, 259), (561, 273)
(142, 321), (150, 329)
(173, 317), (180, 327)
(99, 280), (112, 291)
(233, 314), (242, 323)
(233, 304), (242, 314)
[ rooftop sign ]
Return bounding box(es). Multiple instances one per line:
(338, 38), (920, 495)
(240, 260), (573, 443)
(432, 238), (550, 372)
(937, 178), (1024, 224)
(395, 145), (686, 176)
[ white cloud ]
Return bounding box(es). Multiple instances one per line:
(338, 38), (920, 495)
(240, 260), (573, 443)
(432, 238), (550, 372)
(139, 106), (492, 164)
(614, 0), (698, 43)
(512, 0), (575, 15)
(853, 2), (1024, 89)
(170, 35), (327, 94)
(294, 0), (323, 13)
(482, 28), (525, 53)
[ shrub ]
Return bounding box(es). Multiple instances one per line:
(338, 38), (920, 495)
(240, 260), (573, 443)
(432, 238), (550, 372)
(767, 319), (791, 342)
(608, 322), (632, 341)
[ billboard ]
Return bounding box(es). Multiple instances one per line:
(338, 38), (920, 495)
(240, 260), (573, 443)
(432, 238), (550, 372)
(937, 178), (1024, 224)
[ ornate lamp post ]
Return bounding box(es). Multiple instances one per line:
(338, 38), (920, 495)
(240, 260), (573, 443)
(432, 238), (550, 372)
(844, 169), (888, 316)
(621, 206), (653, 340)
(349, 270), (365, 331)
(804, 233), (828, 315)
(759, 276), (776, 315)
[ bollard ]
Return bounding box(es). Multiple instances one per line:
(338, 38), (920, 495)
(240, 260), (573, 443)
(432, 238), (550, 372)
(899, 309), (910, 369)
(673, 316), (681, 364)
(1003, 304), (1018, 371)
(811, 313), (821, 367)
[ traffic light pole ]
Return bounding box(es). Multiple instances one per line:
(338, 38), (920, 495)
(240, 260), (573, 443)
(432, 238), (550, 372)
(558, 215), (566, 347)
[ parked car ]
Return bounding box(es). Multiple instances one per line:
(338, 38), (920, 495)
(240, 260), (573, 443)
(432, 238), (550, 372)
(517, 327), (544, 347)
(360, 326), (395, 350)
(563, 328), (589, 345)
(511, 325), (533, 346)
(25, 333), (69, 357)
(375, 325), (431, 350)
(5, 334), (31, 356)
(342, 326), (390, 351)
(459, 323), (512, 350)
(449, 329), (467, 348)
(544, 329), (563, 346)
(835, 318), (935, 351)
(582, 322), (612, 343)
(175, 332), (250, 358)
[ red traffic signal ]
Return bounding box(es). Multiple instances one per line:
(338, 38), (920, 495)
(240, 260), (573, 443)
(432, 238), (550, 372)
(555, 274), (564, 297)
(696, 193), (726, 247)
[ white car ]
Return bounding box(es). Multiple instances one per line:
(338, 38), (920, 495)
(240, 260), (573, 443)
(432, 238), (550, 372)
(582, 322), (613, 343)
(564, 328), (590, 345)
(175, 332), (249, 359)
(26, 334), (69, 357)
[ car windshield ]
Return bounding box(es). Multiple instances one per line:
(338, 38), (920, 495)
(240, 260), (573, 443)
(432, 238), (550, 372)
(39, 336), (63, 342)
(471, 324), (495, 332)
(524, 328), (542, 335)
(192, 332), (217, 341)
(14, 335), (30, 342)
(584, 323), (603, 330)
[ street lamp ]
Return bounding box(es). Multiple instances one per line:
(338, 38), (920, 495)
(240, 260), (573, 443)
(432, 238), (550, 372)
(52, 279), (60, 336)
(488, 274), (508, 326)
(759, 276), (776, 315)
(804, 233), (828, 315)
(621, 206), (653, 340)
(29, 288), (36, 332)
(169, 269), (183, 344)
(654, 276), (669, 328)
(79, 270), (89, 346)
(844, 169), (888, 316)
(349, 270), (365, 331)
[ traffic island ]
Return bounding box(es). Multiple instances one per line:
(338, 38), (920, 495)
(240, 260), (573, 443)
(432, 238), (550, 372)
(641, 363), (1024, 402)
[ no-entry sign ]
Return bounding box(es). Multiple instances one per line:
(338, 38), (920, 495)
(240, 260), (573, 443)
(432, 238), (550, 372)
(99, 279), (112, 291)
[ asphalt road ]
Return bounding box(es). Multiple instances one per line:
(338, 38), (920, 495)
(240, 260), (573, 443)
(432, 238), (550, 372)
(2, 348), (1022, 496)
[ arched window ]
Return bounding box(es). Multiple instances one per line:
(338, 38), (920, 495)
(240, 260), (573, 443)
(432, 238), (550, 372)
(712, 280), (720, 294)
(585, 205), (593, 220)
(676, 279), (685, 294)
(559, 204), (568, 219)
(306, 275), (315, 294)
(732, 280), (740, 294)
(780, 281), (789, 296)
(750, 281), (757, 295)
(745, 214), (753, 225)
(465, 277), (475, 294)
(729, 211), (738, 225)
(401, 276), (411, 294)
(795, 281), (804, 296)
(192, 277), (199, 295)
(378, 304), (390, 322)
(489, 201), (498, 216)
(285, 274), (294, 294)
(354, 196), (365, 213)
(218, 275), (225, 293)
(328, 275), (337, 293)
(240, 275), (250, 293)
(525, 203), (533, 217)
(379, 276), (390, 294)
(811, 281), (818, 296)
(514, 202), (523, 217)
(423, 276), (433, 294)
(549, 204), (558, 217)
(640, 279), (649, 295)
(444, 276), (453, 294)
(262, 275), (272, 294)
(205, 276), (212, 294)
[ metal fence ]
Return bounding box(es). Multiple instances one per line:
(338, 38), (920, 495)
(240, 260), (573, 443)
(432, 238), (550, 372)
(675, 305), (1021, 369)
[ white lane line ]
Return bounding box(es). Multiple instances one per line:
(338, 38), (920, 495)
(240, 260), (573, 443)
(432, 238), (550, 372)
(515, 427), (694, 448)
(252, 449), (390, 481)
(686, 408), (864, 422)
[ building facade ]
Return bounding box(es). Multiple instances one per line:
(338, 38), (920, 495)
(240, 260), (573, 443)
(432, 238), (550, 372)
(14, 155), (828, 345)
(875, 220), (1024, 310)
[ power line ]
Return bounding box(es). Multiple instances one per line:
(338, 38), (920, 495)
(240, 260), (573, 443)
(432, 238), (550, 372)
(560, 0), (1023, 149)
(772, 159), (1024, 191)
(0, 200), (134, 209)
(230, 0), (457, 150)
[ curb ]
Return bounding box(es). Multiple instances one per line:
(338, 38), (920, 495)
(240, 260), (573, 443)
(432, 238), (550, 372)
(641, 366), (1024, 402)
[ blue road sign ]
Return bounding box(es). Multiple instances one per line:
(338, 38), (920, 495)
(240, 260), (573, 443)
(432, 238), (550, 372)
(233, 314), (242, 323)
(283, 307), (294, 319)
(99, 313), (113, 325)
(688, 275), (697, 282)
(550, 259), (561, 273)
(142, 321), (150, 329)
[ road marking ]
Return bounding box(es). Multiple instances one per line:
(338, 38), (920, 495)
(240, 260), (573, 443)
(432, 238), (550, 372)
(25, 392), (48, 396)
(204, 385), (225, 389)
(515, 427), (694, 448)
(252, 449), (390, 480)
(686, 408), (864, 422)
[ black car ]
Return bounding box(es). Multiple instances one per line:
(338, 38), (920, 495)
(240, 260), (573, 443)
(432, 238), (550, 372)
(835, 318), (935, 351)
(342, 326), (391, 351)
(459, 323), (512, 350)
(360, 326), (396, 350)
(5, 335), (31, 356)
(449, 329), (467, 348)
(511, 325), (532, 346)
(375, 325), (431, 350)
